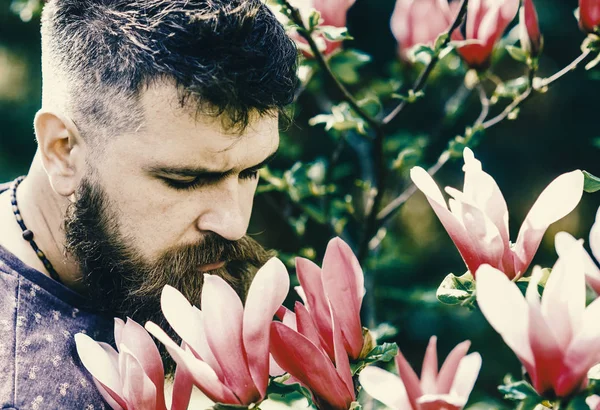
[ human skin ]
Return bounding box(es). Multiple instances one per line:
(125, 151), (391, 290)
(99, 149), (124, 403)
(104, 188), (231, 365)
(0, 80), (279, 294)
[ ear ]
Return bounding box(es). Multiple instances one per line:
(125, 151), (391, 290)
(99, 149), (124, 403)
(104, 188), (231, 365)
(34, 111), (87, 198)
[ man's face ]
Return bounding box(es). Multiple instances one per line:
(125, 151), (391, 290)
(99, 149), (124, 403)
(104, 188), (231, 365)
(63, 83), (278, 324)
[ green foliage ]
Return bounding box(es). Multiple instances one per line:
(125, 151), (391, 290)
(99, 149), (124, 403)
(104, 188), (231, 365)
(583, 171), (600, 193)
(436, 271), (476, 307)
(351, 343), (398, 376)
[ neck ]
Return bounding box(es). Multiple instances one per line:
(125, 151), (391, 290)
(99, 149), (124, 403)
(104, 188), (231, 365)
(14, 151), (84, 291)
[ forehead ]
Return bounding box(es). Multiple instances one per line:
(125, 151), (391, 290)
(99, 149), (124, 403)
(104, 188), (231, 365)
(102, 82), (279, 170)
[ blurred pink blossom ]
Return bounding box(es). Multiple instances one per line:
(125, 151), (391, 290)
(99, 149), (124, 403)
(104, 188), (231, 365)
(520, 0), (542, 56)
(289, 0), (356, 56)
(580, 0), (600, 33)
(411, 148), (584, 280)
(359, 336), (481, 410)
(75, 318), (192, 410)
(454, 0), (520, 69)
(390, 0), (457, 60)
(146, 258), (290, 406)
(476, 243), (600, 397)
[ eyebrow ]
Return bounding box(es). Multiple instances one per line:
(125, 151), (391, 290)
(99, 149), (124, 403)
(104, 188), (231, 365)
(145, 150), (278, 179)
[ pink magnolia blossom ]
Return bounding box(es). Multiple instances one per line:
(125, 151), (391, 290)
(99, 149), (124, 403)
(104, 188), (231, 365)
(519, 0), (542, 56)
(580, 0), (600, 33)
(588, 394), (600, 410)
(410, 148), (584, 280)
(476, 243), (600, 398)
(454, 0), (520, 69)
(270, 303), (356, 410)
(145, 257), (290, 406)
(390, 0), (457, 60)
(288, 0), (356, 56)
(359, 336), (481, 410)
(75, 318), (192, 410)
(555, 206), (600, 294)
(295, 236), (365, 360)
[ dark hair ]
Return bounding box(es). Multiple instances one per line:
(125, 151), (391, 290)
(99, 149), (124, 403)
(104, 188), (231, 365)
(41, 0), (298, 135)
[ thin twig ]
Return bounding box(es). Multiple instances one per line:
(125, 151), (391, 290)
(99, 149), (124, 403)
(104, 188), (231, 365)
(381, 0), (469, 126)
(474, 83), (490, 127)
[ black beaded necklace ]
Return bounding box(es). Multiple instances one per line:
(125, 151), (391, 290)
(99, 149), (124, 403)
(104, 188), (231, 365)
(10, 176), (63, 283)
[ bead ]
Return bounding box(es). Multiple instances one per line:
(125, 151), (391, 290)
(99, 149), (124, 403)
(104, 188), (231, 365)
(22, 230), (34, 241)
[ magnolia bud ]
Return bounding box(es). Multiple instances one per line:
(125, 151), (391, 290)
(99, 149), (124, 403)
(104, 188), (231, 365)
(520, 0), (543, 57)
(579, 0), (600, 34)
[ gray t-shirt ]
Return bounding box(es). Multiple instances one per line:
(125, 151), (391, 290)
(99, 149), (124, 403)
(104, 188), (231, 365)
(0, 180), (113, 410)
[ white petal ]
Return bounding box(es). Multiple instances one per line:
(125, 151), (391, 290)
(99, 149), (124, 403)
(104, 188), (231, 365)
(450, 352), (482, 400)
(74, 333), (123, 397)
(359, 367), (411, 410)
(590, 206), (600, 264)
(475, 265), (533, 366)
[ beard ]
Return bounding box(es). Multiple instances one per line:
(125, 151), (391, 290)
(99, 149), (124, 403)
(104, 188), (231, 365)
(63, 176), (273, 373)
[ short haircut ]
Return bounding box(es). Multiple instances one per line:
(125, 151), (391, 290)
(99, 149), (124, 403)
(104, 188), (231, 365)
(40, 0), (298, 141)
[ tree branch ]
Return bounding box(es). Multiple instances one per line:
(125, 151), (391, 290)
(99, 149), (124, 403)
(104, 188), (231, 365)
(381, 0), (469, 126)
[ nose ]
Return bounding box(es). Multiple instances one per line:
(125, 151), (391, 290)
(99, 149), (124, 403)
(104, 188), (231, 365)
(195, 179), (251, 241)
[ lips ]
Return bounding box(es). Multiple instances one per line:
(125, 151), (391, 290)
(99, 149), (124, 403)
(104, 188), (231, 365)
(198, 261), (226, 272)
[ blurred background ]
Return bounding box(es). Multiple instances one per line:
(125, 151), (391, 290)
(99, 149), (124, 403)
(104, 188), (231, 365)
(0, 0), (598, 407)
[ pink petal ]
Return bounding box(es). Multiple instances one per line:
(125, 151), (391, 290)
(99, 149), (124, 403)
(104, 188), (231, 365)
(295, 257), (334, 359)
(359, 366), (412, 410)
(525, 268), (563, 395)
(270, 322), (353, 410)
(295, 301), (324, 350)
(321, 237), (365, 359)
(420, 336), (439, 395)
(394, 348), (423, 410)
(170, 361), (194, 410)
(269, 353), (286, 377)
(145, 322), (241, 405)
(450, 352), (482, 400)
(513, 170), (584, 276)
(114, 318), (125, 350)
(461, 148), (511, 270)
(202, 274), (260, 404)
(590, 206), (600, 265)
(466, 0), (486, 39)
(540, 245), (586, 351)
(331, 308), (355, 400)
(557, 297), (600, 397)
(436, 340), (471, 395)
(243, 257), (290, 397)
(119, 345), (158, 410)
(475, 265), (534, 368)
(74, 333), (124, 400)
(417, 395), (464, 410)
(120, 318), (166, 408)
(555, 231), (600, 295)
(411, 167), (482, 275)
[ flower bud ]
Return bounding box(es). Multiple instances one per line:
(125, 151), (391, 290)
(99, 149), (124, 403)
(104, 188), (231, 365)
(579, 0), (600, 34)
(520, 0), (543, 57)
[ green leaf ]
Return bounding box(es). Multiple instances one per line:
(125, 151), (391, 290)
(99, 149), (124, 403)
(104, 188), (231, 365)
(351, 342), (398, 375)
(268, 376), (314, 407)
(565, 396), (592, 410)
(584, 170), (600, 193)
(494, 77), (529, 99)
(349, 402), (362, 410)
(391, 90), (425, 104)
(506, 45), (529, 63)
(436, 271), (476, 305)
(433, 32), (450, 52)
(307, 9), (322, 31)
(498, 380), (542, 404)
(318, 26), (354, 42)
(329, 49), (372, 84)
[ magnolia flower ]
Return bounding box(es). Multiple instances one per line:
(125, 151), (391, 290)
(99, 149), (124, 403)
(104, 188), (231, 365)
(295, 237), (365, 360)
(580, 0), (600, 33)
(270, 303), (356, 410)
(146, 258), (290, 406)
(288, 0), (356, 56)
(476, 243), (600, 397)
(390, 0), (457, 60)
(519, 0), (542, 57)
(410, 148), (584, 280)
(555, 206), (600, 294)
(75, 318), (192, 410)
(359, 336), (481, 410)
(454, 0), (520, 69)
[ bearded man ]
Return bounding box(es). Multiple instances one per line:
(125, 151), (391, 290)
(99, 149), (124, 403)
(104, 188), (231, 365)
(0, 0), (297, 408)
